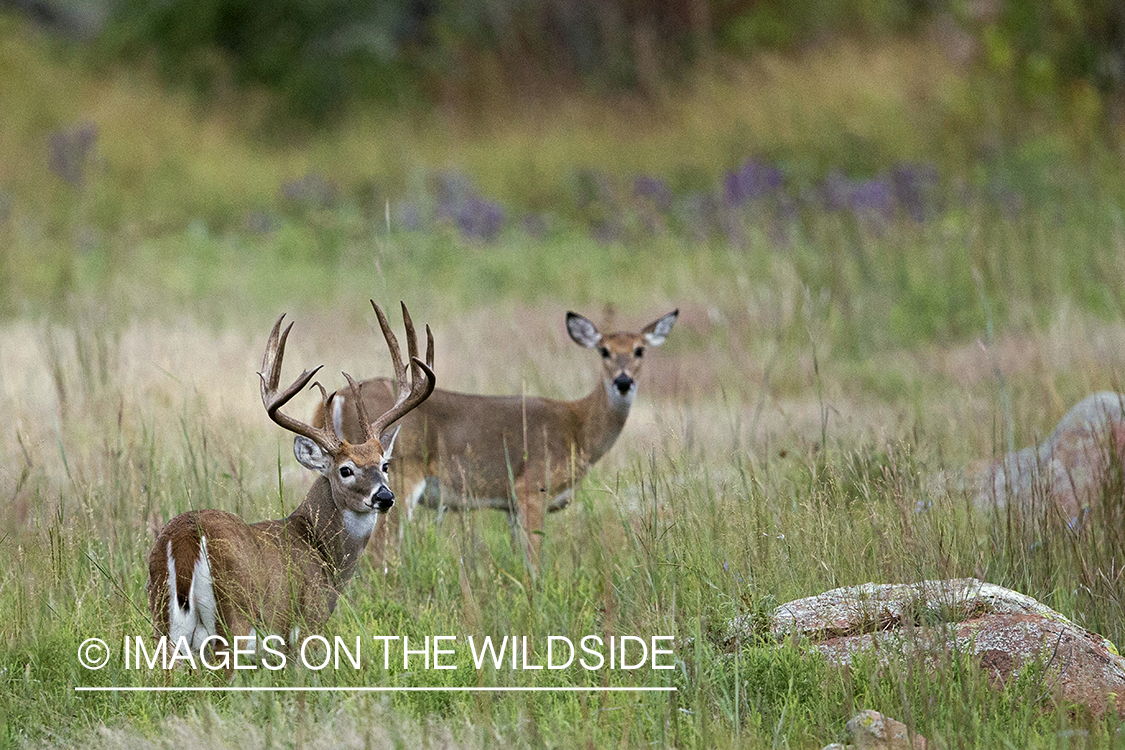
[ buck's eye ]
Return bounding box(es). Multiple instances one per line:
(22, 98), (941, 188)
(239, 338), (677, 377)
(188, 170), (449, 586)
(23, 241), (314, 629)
(634, 347), (644, 357)
(381, 463), (389, 473)
(599, 347), (610, 359)
(339, 466), (353, 478)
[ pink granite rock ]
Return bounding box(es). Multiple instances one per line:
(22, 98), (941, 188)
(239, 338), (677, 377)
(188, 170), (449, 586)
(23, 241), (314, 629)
(727, 579), (1125, 715)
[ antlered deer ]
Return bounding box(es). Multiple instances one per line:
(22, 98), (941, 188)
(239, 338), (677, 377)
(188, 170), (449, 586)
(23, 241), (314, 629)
(322, 309), (677, 568)
(147, 301), (435, 658)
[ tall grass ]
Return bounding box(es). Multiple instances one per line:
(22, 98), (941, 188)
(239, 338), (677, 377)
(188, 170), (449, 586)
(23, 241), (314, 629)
(4, 15), (1125, 749)
(6, 291), (1125, 746)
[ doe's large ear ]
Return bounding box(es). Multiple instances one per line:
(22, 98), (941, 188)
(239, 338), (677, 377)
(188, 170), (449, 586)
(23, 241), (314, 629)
(641, 309), (678, 346)
(294, 435), (331, 473)
(566, 312), (602, 348)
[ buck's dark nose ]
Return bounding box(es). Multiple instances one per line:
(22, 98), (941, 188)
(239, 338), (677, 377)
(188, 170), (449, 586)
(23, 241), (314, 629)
(373, 485), (395, 511)
(613, 374), (634, 395)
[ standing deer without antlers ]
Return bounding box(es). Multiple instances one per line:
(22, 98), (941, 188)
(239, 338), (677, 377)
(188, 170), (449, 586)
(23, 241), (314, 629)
(147, 301), (435, 660)
(320, 309), (677, 569)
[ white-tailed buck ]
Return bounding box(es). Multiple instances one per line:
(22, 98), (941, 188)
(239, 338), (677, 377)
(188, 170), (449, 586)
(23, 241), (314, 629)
(321, 309), (678, 568)
(147, 301), (435, 661)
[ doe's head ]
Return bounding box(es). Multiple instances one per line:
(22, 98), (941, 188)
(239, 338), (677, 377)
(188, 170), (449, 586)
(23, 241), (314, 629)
(566, 309), (678, 405)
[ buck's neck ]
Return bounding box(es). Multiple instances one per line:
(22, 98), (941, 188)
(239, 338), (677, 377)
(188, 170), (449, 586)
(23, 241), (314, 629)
(287, 475), (373, 588)
(574, 376), (633, 464)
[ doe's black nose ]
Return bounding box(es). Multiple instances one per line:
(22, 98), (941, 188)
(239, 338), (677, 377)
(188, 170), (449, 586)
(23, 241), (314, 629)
(613, 374), (634, 395)
(373, 485), (395, 511)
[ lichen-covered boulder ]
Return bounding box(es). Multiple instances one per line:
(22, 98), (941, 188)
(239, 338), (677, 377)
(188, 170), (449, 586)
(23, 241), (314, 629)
(845, 710), (926, 749)
(727, 578), (1125, 715)
(819, 710), (928, 749)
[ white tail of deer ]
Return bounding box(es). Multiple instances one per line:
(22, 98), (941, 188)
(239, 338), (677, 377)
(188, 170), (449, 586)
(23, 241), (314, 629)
(321, 308), (677, 569)
(147, 301), (435, 663)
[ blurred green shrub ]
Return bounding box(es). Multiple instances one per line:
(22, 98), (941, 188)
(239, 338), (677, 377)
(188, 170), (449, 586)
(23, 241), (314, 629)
(974, 0), (1125, 100)
(96, 0), (1125, 119)
(102, 0), (422, 116)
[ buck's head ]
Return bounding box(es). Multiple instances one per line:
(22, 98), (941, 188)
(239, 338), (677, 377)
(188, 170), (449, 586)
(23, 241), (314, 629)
(292, 423), (402, 515)
(566, 309), (678, 409)
(260, 301), (436, 519)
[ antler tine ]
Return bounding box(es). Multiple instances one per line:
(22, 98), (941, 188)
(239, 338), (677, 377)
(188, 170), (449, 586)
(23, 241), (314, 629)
(310, 380), (330, 405)
(258, 314), (340, 452)
(409, 355), (437, 404)
(369, 302), (437, 437)
(425, 324), (434, 369)
(400, 301), (419, 369)
(260, 315), (291, 402)
(341, 371), (374, 442)
(371, 300), (408, 384)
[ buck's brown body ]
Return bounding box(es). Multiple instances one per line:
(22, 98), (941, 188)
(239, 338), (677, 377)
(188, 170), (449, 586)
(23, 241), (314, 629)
(323, 310), (678, 568)
(146, 302), (435, 659)
(148, 477), (371, 641)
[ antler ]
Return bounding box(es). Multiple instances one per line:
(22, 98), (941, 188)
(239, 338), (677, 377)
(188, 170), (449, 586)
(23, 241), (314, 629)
(367, 300), (436, 439)
(259, 315), (343, 453)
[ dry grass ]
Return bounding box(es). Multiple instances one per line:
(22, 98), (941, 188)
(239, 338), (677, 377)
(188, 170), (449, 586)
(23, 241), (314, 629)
(30, 704), (465, 750)
(6, 296), (1125, 536)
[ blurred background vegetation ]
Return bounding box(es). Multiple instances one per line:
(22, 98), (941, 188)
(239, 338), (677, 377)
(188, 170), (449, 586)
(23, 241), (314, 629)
(0, 0), (1122, 349)
(96, 0), (1125, 120)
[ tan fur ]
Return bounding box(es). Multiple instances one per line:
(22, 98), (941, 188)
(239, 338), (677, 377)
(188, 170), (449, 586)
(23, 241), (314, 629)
(320, 310), (677, 570)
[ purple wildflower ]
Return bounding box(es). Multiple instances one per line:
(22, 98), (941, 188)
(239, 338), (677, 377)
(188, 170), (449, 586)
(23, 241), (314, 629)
(455, 196), (505, 241)
(820, 170), (853, 212)
(723, 159), (784, 207)
(849, 177), (895, 219)
(432, 170), (476, 211)
(48, 121), (97, 187)
(279, 173), (338, 209)
(427, 170), (507, 241)
(890, 162), (939, 221)
(633, 175), (673, 212)
(242, 210), (276, 235)
(590, 219), (620, 245)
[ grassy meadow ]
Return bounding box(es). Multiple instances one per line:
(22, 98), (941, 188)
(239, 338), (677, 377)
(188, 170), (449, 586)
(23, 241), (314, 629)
(4, 14), (1125, 748)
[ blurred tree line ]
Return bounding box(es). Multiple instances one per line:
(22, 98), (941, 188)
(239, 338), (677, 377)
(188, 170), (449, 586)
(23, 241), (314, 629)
(10, 0), (1124, 118)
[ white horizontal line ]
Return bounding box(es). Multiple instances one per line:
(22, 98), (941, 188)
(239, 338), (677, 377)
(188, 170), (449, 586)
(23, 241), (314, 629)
(75, 686), (676, 693)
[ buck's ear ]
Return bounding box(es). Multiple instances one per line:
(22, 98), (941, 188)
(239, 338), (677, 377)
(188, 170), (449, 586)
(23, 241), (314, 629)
(294, 436), (331, 473)
(642, 309), (678, 346)
(328, 392), (346, 438)
(380, 424), (402, 461)
(566, 312), (602, 348)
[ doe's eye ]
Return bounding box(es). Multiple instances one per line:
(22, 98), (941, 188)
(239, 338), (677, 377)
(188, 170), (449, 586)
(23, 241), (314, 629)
(381, 463), (389, 473)
(599, 347), (610, 358)
(634, 347), (644, 357)
(339, 466), (353, 478)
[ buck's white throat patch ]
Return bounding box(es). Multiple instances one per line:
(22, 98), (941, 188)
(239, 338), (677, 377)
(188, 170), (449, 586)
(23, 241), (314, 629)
(343, 507), (379, 538)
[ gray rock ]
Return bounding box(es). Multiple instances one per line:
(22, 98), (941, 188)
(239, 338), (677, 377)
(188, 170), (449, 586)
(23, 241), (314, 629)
(969, 392), (1125, 523)
(846, 710), (926, 749)
(727, 578), (1125, 715)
